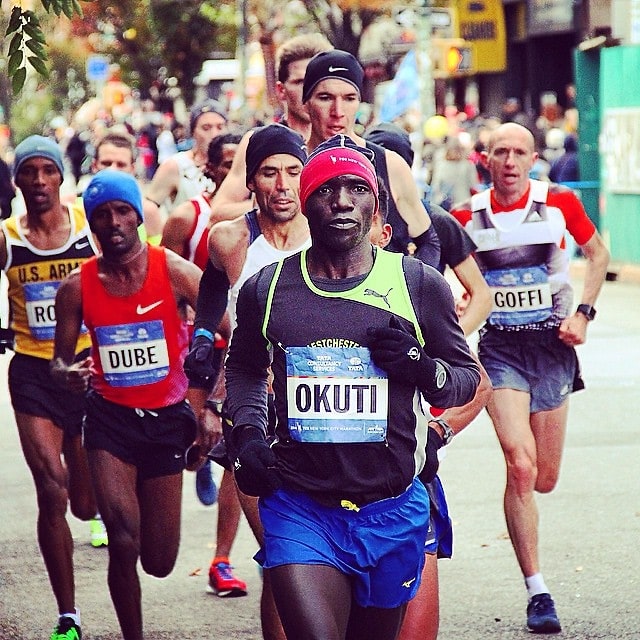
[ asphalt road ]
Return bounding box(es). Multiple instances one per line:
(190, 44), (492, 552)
(1, 270), (639, 639)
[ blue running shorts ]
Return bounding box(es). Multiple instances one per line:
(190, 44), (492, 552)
(423, 475), (453, 558)
(257, 478), (430, 609)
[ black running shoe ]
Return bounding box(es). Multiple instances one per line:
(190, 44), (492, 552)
(527, 593), (562, 634)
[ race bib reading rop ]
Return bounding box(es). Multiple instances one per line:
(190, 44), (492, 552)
(24, 281), (61, 340)
(286, 346), (388, 443)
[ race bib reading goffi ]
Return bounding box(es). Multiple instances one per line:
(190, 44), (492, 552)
(486, 265), (552, 326)
(286, 346), (388, 443)
(96, 320), (170, 387)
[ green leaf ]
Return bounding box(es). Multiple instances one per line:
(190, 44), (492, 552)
(6, 7), (23, 36)
(25, 37), (46, 58)
(8, 32), (23, 56)
(71, 0), (84, 17)
(23, 23), (47, 44)
(28, 56), (50, 78)
(49, 0), (62, 17)
(12, 67), (27, 94)
(8, 50), (24, 76)
(61, 0), (74, 19)
(24, 10), (42, 27)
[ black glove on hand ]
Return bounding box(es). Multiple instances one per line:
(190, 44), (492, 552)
(233, 435), (282, 497)
(367, 316), (446, 394)
(0, 327), (14, 355)
(184, 332), (220, 384)
(418, 427), (443, 485)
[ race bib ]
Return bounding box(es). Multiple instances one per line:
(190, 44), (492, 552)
(24, 281), (60, 340)
(486, 265), (552, 326)
(96, 320), (169, 387)
(286, 346), (388, 444)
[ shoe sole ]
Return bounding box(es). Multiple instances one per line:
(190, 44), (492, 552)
(528, 621), (562, 634)
(206, 584), (248, 598)
(91, 540), (108, 548)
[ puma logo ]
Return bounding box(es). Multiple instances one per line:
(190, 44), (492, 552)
(364, 288), (393, 309)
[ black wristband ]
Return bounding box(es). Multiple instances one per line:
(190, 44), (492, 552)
(204, 399), (224, 416)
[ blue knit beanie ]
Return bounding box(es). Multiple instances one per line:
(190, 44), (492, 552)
(13, 135), (64, 178)
(83, 170), (144, 224)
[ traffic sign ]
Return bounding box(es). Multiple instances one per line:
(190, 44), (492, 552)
(86, 55), (109, 83)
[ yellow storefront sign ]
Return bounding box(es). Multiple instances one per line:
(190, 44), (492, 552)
(454, 0), (506, 74)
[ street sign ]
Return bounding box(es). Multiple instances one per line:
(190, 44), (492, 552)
(86, 55), (109, 83)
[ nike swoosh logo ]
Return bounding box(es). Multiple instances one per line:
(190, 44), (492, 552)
(328, 66), (348, 73)
(136, 300), (163, 315)
(74, 241), (89, 250)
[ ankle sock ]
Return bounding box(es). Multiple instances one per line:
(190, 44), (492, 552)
(525, 573), (549, 598)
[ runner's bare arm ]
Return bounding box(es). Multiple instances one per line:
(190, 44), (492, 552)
(164, 247), (203, 310)
(209, 130), (254, 223)
(51, 271), (92, 391)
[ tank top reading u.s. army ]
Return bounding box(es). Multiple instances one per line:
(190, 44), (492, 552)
(1, 203), (98, 359)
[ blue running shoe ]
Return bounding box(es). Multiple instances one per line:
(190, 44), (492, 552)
(527, 593), (562, 634)
(196, 459), (218, 506)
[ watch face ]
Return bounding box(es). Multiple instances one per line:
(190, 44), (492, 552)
(577, 304), (596, 320)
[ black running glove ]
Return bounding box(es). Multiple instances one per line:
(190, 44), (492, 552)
(367, 316), (447, 394)
(232, 428), (282, 497)
(184, 330), (221, 384)
(0, 327), (14, 354)
(418, 428), (443, 485)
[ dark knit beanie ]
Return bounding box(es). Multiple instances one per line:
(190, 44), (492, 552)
(302, 50), (364, 103)
(245, 124), (307, 187)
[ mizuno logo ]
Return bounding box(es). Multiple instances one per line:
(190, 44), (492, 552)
(402, 577), (416, 588)
(364, 288), (393, 309)
(74, 240), (89, 250)
(136, 300), (163, 315)
(328, 66), (348, 73)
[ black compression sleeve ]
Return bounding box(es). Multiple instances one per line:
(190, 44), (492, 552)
(412, 223), (441, 269)
(193, 260), (230, 335)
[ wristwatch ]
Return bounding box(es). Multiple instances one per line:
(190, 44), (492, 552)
(576, 304), (596, 321)
(428, 418), (454, 446)
(204, 399), (224, 416)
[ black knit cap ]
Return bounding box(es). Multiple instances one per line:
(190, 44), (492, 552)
(302, 50), (364, 103)
(245, 123), (307, 187)
(189, 99), (227, 131)
(363, 122), (414, 168)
